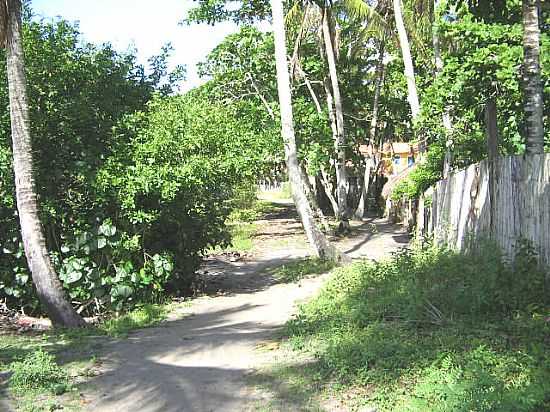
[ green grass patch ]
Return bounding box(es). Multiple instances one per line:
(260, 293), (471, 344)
(99, 303), (168, 337)
(262, 243), (550, 411)
(269, 257), (337, 283)
(258, 184), (292, 202)
(10, 349), (69, 395)
(1, 329), (100, 412)
(215, 198), (295, 254)
(228, 200), (274, 223)
(229, 222), (259, 252)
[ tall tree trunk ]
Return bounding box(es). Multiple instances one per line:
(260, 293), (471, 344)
(270, 0), (347, 262)
(2, 0), (85, 327)
(321, 7), (349, 229)
(522, 0), (544, 154)
(433, 0), (453, 177)
(393, 0), (420, 120)
(354, 36), (386, 220)
(322, 78), (346, 219)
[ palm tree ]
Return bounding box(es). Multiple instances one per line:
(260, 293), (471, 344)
(0, 0), (85, 327)
(433, 0), (453, 176)
(320, 5), (350, 229)
(288, 2), (351, 228)
(271, 0), (347, 262)
(522, 0), (544, 154)
(354, 34), (386, 219)
(393, 0), (420, 119)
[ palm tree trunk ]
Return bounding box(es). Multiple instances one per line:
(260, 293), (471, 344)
(321, 7), (349, 228)
(522, 0), (544, 154)
(270, 0), (347, 262)
(354, 36), (385, 220)
(3, 0), (85, 327)
(433, 0), (453, 177)
(393, 0), (420, 120)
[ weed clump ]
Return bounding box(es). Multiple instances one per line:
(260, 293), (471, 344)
(10, 350), (69, 395)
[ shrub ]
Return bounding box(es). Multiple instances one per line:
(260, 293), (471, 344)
(0, 31), (270, 315)
(0, 17), (181, 315)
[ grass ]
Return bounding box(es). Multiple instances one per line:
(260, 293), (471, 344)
(268, 257), (337, 283)
(0, 302), (175, 411)
(227, 221), (259, 252)
(209, 198), (277, 254)
(213, 196), (296, 254)
(99, 302), (169, 337)
(258, 183), (292, 202)
(254, 242), (550, 411)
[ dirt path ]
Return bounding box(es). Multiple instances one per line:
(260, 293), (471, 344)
(84, 202), (408, 412)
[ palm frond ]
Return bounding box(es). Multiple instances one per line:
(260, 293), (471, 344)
(341, 0), (384, 23)
(285, 0), (305, 26)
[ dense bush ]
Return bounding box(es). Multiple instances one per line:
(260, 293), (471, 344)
(0, 17), (266, 315)
(0, 17), (169, 313)
(95, 94), (267, 299)
(284, 243), (550, 411)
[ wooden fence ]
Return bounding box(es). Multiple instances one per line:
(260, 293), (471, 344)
(417, 154), (550, 266)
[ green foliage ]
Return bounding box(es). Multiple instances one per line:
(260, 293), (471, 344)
(391, 149), (443, 200)
(226, 184), (263, 222)
(10, 350), (69, 395)
(186, 0), (270, 24)
(282, 243), (550, 411)
(0, 16), (182, 314)
(417, 3), (550, 174)
(402, 346), (549, 412)
(97, 93), (267, 287)
(0, 17), (272, 316)
(54, 221), (175, 312)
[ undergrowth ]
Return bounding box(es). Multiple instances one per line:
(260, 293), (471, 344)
(273, 242), (550, 411)
(100, 303), (168, 337)
(269, 257), (337, 283)
(9, 350), (69, 395)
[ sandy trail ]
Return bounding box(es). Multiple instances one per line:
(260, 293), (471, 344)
(84, 203), (408, 412)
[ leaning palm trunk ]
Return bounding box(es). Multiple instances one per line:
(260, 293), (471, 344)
(271, 0), (347, 262)
(354, 36), (386, 220)
(321, 7), (349, 229)
(393, 0), (420, 120)
(1, 0), (85, 327)
(522, 0), (544, 154)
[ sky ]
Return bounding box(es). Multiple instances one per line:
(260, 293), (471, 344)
(30, 0), (246, 92)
